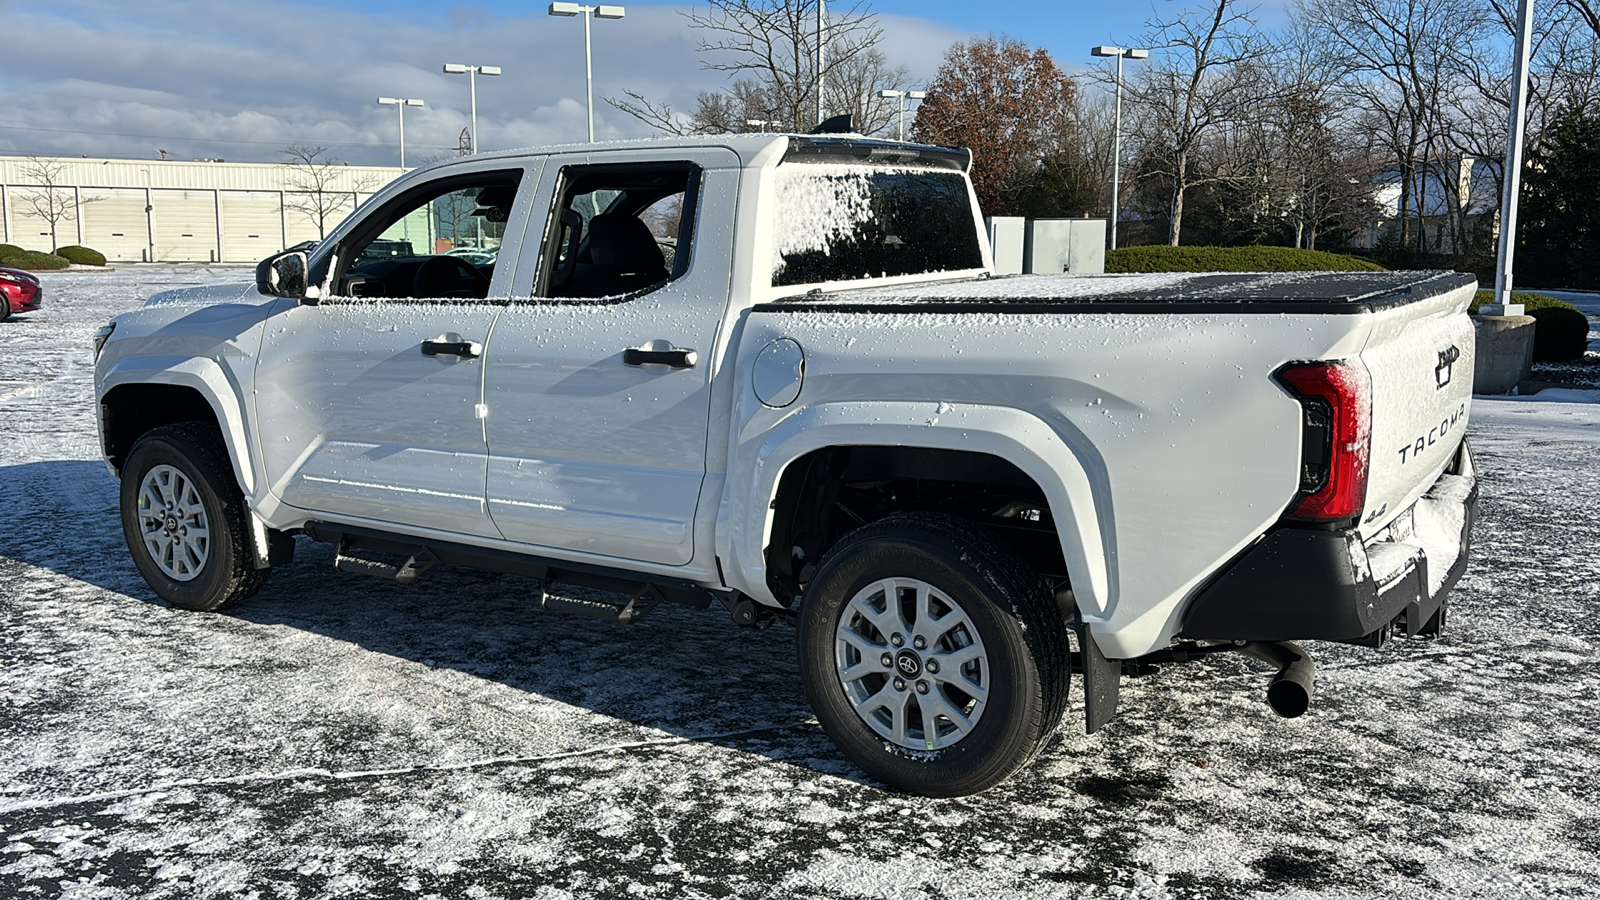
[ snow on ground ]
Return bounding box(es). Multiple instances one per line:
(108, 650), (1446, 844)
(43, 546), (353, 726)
(2, 266), (1598, 899)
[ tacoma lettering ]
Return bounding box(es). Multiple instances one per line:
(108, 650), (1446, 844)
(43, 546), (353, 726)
(1397, 401), (1468, 464)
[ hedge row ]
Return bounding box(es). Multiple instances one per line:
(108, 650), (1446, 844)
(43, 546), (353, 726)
(1105, 245), (1387, 273)
(0, 250), (70, 271)
(1470, 290), (1592, 361)
(0, 244), (108, 272)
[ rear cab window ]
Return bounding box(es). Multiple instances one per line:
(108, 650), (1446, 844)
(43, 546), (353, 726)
(769, 141), (984, 289)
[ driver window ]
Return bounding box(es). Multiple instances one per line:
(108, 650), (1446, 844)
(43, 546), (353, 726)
(336, 173), (521, 300)
(540, 162), (698, 300)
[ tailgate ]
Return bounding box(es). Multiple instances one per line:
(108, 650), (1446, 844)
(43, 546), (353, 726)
(1358, 279), (1477, 538)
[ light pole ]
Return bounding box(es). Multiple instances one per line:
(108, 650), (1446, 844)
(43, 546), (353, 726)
(816, 0), (827, 127)
(877, 89), (926, 141)
(377, 97), (424, 168)
(1091, 45), (1148, 250)
(1491, 0), (1535, 313)
(443, 63), (502, 154)
(549, 2), (627, 143)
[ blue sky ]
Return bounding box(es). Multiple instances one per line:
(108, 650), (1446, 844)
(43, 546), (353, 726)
(0, 0), (1292, 165)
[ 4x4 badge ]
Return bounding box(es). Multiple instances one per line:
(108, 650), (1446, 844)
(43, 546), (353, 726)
(1435, 345), (1460, 390)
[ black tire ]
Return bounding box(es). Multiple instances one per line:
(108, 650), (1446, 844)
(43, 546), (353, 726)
(796, 513), (1070, 797)
(119, 422), (268, 611)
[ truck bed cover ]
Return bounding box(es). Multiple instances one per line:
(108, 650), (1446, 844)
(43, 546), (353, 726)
(757, 270), (1475, 316)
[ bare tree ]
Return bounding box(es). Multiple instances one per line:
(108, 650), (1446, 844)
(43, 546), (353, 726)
(608, 0), (896, 134)
(1565, 0), (1600, 37)
(1120, 0), (1266, 245)
(1297, 0), (1486, 255)
(279, 145), (378, 240)
(912, 36), (1077, 216)
(611, 79), (778, 135)
(824, 47), (909, 135)
(17, 157), (101, 252)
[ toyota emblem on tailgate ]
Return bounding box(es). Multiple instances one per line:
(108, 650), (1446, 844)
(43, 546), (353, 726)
(1435, 345), (1461, 390)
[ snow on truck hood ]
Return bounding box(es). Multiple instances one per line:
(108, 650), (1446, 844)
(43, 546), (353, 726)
(142, 281), (260, 307)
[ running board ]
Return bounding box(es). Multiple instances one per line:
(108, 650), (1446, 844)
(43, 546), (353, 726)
(307, 522), (717, 626)
(540, 583), (664, 625)
(334, 543), (438, 584)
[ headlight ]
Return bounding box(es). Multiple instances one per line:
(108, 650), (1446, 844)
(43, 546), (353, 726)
(93, 322), (115, 360)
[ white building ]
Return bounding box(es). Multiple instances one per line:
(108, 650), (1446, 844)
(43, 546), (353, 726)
(0, 155), (404, 263)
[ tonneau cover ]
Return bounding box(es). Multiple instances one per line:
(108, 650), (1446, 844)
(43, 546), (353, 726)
(758, 270), (1476, 316)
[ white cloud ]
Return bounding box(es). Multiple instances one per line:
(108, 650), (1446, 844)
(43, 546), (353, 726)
(0, 0), (966, 165)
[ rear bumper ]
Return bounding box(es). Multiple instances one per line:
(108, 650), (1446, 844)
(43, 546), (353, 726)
(1180, 440), (1477, 644)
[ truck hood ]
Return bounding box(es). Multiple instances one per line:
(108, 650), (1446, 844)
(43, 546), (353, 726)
(143, 282), (260, 308)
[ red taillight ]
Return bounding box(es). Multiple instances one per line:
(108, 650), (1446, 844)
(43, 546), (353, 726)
(1276, 360), (1371, 524)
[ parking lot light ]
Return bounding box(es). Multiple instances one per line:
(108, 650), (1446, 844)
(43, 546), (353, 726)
(549, 3), (627, 143)
(877, 89), (926, 141)
(377, 97), (425, 168)
(442, 63), (502, 154)
(1090, 46), (1149, 250)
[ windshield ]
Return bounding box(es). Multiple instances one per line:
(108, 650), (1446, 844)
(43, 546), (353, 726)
(771, 164), (982, 287)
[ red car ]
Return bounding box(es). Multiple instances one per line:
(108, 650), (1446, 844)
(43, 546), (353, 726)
(0, 266), (43, 320)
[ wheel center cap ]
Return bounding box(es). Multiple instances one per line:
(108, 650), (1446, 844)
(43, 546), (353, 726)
(894, 650), (923, 678)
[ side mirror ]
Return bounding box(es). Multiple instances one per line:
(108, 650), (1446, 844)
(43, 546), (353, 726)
(256, 250), (310, 300)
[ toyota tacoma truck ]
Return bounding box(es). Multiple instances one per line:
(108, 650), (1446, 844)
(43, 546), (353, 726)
(93, 134), (1478, 796)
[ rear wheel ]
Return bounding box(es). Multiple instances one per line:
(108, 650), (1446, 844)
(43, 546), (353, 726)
(796, 513), (1070, 796)
(119, 423), (267, 611)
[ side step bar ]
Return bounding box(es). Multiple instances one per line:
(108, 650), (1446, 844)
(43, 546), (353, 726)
(334, 543), (438, 584)
(307, 522), (717, 626)
(539, 584), (664, 625)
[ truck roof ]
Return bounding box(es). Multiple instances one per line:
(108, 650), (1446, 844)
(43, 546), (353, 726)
(759, 270), (1477, 316)
(416, 134), (971, 173)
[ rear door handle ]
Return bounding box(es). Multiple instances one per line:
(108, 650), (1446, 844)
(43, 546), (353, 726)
(421, 337), (482, 358)
(623, 346), (698, 368)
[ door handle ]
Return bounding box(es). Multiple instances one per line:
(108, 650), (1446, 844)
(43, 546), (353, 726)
(623, 346), (698, 368)
(421, 337), (482, 358)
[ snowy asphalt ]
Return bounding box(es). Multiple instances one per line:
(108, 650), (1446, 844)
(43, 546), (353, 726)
(2, 267), (1598, 899)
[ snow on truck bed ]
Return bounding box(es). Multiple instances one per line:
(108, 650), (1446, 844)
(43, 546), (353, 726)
(762, 270), (1476, 314)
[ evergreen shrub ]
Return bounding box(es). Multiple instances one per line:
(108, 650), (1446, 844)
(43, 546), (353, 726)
(1470, 290), (1592, 361)
(1106, 245), (1387, 273)
(0, 250), (71, 271)
(55, 245), (107, 267)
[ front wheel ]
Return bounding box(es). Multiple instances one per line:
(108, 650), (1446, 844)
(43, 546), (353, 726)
(119, 423), (267, 611)
(796, 513), (1070, 796)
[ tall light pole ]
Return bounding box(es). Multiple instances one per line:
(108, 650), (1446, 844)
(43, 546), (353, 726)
(877, 89), (926, 141)
(443, 63), (502, 154)
(1091, 45), (1148, 250)
(377, 97), (424, 168)
(1492, 0), (1535, 312)
(549, 2), (627, 143)
(816, 0), (826, 127)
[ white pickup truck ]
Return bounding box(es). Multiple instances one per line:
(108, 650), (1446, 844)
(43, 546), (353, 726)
(93, 134), (1478, 796)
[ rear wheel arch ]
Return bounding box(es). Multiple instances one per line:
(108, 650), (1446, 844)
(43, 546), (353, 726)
(765, 444), (1071, 605)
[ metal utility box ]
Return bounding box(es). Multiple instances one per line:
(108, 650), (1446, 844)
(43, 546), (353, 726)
(1025, 218), (1107, 275)
(985, 216), (1026, 275)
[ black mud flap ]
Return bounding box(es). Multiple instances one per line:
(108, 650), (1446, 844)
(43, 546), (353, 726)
(1077, 625), (1122, 734)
